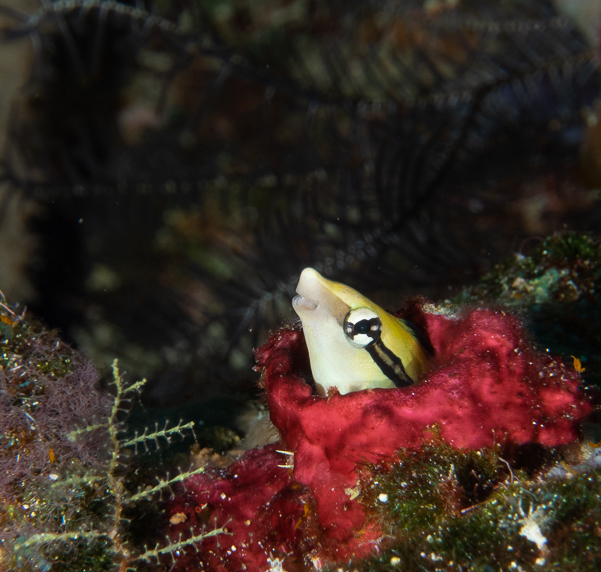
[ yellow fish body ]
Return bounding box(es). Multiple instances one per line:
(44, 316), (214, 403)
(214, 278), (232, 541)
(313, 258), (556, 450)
(292, 268), (429, 395)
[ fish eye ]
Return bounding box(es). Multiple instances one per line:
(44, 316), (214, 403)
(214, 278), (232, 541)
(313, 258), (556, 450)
(344, 308), (382, 348)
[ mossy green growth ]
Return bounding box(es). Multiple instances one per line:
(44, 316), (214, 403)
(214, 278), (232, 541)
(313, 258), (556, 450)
(1, 298), (75, 405)
(0, 297), (84, 484)
(0, 297), (116, 571)
(543, 469), (601, 569)
(1, 358), (226, 572)
(461, 232), (600, 305)
(457, 231), (601, 388)
(350, 438), (601, 572)
(7, 469), (116, 572)
(357, 439), (506, 535)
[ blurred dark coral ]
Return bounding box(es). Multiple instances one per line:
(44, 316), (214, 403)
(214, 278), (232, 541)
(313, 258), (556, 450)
(0, 0), (600, 403)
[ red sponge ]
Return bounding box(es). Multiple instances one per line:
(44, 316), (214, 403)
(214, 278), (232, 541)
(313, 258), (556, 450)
(255, 303), (592, 550)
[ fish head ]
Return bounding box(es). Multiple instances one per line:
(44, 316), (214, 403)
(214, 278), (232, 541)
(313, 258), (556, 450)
(292, 268), (428, 395)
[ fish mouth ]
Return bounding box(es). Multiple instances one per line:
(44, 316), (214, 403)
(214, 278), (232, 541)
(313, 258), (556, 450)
(293, 294), (318, 312)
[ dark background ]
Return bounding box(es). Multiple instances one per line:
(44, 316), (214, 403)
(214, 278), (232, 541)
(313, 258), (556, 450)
(0, 0), (600, 409)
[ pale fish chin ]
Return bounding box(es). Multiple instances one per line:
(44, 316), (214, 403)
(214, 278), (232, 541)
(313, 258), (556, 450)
(293, 294), (318, 312)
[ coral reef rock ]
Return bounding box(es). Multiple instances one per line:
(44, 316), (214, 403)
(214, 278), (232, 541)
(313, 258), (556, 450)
(171, 301), (592, 570)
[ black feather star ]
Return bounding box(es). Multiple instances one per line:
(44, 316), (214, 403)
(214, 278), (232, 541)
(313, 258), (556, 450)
(0, 0), (599, 403)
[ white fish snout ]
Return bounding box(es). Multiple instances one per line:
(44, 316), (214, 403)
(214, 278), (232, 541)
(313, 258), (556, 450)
(293, 294), (318, 312)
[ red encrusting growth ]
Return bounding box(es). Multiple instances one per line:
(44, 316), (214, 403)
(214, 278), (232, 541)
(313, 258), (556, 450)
(172, 302), (592, 570)
(168, 444), (314, 571)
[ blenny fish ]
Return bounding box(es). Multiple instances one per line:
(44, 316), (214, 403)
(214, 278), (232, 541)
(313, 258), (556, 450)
(292, 268), (429, 395)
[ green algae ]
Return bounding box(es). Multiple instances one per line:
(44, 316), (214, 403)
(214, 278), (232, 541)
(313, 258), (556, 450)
(6, 468), (117, 572)
(350, 440), (601, 572)
(457, 231), (601, 389)
(0, 299), (116, 571)
(0, 341), (221, 572)
(358, 439), (507, 536)
(1, 303), (75, 403)
(461, 232), (601, 306)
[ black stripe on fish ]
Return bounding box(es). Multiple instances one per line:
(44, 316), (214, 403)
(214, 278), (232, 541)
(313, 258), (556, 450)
(366, 340), (414, 388)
